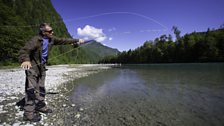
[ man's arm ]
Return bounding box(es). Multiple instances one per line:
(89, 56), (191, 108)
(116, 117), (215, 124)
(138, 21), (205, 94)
(52, 37), (84, 45)
(19, 37), (38, 69)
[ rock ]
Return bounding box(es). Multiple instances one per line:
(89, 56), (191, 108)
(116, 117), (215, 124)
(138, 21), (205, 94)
(79, 108), (84, 111)
(75, 113), (81, 118)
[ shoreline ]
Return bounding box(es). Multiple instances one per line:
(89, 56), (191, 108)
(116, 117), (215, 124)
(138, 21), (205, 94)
(0, 64), (116, 125)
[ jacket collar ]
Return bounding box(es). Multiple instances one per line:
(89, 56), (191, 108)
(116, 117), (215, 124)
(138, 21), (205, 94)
(38, 35), (43, 41)
(38, 35), (52, 42)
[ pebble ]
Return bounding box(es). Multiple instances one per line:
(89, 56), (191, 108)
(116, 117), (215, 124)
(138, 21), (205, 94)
(75, 113), (81, 118)
(0, 64), (113, 125)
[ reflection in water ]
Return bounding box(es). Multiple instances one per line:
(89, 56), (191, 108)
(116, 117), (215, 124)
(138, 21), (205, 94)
(71, 63), (224, 126)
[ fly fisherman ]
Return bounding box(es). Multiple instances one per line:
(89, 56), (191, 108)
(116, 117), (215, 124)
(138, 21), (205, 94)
(18, 23), (84, 122)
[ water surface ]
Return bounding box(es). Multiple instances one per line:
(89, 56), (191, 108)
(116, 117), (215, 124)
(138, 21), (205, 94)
(70, 63), (224, 126)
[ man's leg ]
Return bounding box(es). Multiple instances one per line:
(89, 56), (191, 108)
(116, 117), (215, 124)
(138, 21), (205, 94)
(23, 69), (41, 122)
(36, 69), (52, 114)
(36, 70), (46, 102)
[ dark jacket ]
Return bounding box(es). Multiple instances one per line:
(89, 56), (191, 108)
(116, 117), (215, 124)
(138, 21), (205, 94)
(19, 35), (79, 74)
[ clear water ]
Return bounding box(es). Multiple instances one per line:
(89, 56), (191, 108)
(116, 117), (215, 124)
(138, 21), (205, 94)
(70, 63), (224, 126)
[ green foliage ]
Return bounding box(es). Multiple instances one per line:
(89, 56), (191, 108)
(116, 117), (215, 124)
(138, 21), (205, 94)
(0, 0), (33, 62)
(100, 28), (224, 64)
(0, 0), (119, 66)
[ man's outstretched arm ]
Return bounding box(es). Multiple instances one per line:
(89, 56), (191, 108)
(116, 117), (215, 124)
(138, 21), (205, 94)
(52, 37), (85, 45)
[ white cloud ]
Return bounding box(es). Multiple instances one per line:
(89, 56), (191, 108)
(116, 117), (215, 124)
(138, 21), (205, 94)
(109, 37), (113, 41)
(77, 25), (107, 42)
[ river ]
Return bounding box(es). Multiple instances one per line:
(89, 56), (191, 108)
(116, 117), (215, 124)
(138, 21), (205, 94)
(69, 63), (224, 126)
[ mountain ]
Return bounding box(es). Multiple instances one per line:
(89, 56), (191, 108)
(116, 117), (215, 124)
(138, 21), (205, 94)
(81, 41), (119, 63)
(0, 0), (119, 65)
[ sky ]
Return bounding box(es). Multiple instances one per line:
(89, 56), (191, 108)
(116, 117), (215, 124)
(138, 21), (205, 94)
(51, 0), (224, 51)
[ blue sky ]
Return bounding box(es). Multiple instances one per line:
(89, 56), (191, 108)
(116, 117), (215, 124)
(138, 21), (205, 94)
(51, 0), (224, 51)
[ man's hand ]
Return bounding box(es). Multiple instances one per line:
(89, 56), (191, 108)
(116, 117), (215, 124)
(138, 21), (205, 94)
(21, 61), (32, 70)
(77, 39), (85, 45)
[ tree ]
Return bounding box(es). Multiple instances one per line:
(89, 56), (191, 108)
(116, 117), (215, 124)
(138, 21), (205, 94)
(172, 26), (181, 41)
(220, 23), (224, 29)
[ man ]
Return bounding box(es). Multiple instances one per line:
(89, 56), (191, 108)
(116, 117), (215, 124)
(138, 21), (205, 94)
(18, 23), (84, 122)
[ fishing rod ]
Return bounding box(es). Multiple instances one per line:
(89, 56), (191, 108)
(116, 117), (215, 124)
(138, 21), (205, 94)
(79, 39), (95, 46)
(46, 39), (95, 62)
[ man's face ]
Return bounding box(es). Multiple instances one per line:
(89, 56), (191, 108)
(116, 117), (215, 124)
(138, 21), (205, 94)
(43, 25), (53, 38)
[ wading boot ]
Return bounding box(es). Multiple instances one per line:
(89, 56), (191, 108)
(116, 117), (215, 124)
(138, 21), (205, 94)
(23, 112), (41, 122)
(35, 101), (53, 114)
(36, 106), (53, 114)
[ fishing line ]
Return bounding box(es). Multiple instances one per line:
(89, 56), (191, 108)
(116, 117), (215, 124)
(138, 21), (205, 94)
(65, 11), (168, 42)
(3, 11), (168, 67)
(63, 11), (168, 31)
(46, 40), (94, 64)
(0, 11), (168, 31)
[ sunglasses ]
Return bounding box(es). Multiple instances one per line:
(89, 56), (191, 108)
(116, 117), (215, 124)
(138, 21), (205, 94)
(45, 30), (53, 33)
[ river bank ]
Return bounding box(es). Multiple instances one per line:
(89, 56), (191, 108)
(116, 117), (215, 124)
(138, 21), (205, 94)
(0, 64), (115, 126)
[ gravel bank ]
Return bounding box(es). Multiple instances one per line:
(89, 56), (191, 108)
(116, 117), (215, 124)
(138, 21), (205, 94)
(0, 64), (115, 126)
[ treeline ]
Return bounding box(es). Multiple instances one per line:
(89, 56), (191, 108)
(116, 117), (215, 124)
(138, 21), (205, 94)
(100, 27), (224, 64)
